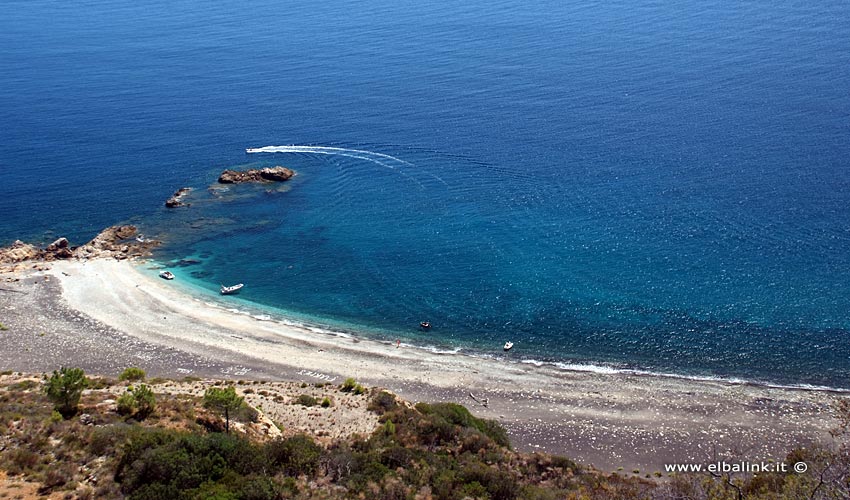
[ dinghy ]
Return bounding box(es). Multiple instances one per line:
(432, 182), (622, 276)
(220, 283), (244, 295)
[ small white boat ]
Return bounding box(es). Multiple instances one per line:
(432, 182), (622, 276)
(220, 283), (244, 295)
(503, 341), (514, 351)
(159, 271), (175, 280)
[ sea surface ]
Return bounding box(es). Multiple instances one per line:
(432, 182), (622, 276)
(2, 0), (850, 388)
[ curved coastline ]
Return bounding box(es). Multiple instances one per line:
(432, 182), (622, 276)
(139, 258), (850, 395)
(0, 257), (840, 471)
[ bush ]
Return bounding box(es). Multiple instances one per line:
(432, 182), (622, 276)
(116, 429), (268, 496)
(41, 464), (73, 492)
(368, 390), (398, 414)
(416, 402), (511, 448)
(295, 394), (317, 407)
(116, 385), (156, 420)
(88, 424), (134, 456)
(133, 384), (156, 419)
(321, 397), (332, 408)
(118, 367), (146, 382)
(461, 462), (519, 500)
(354, 384), (366, 395)
(44, 367), (89, 418)
(264, 434), (323, 477)
(11, 379), (39, 391)
(116, 392), (136, 416)
(341, 378), (357, 392)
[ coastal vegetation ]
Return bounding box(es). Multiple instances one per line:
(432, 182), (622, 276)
(116, 384), (156, 420)
(0, 370), (847, 498)
(203, 385), (245, 433)
(118, 367), (146, 382)
(44, 367), (89, 418)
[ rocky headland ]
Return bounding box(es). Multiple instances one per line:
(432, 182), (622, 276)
(217, 166), (295, 184)
(0, 225), (159, 273)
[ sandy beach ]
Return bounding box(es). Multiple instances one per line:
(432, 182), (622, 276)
(0, 258), (845, 473)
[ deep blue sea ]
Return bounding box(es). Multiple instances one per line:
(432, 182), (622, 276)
(3, 0), (849, 388)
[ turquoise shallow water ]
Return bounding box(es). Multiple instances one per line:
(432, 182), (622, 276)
(2, 0), (850, 387)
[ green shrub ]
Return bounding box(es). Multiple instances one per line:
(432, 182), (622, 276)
(383, 419), (396, 437)
(380, 445), (412, 469)
(133, 384), (156, 420)
(88, 424), (133, 456)
(10, 379), (39, 391)
(115, 385), (156, 420)
(368, 390), (398, 414)
(116, 429), (267, 496)
(353, 384), (366, 395)
(44, 367), (89, 418)
(321, 397), (332, 408)
(118, 367), (146, 382)
(264, 434), (323, 476)
(461, 462), (519, 500)
(232, 401), (259, 424)
(295, 394), (317, 407)
(116, 392), (136, 416)
(341, 378), (357, 392)
(5, 448), (39, 475)
(416, 402), (511, 448)
(0, 322), (8, 331)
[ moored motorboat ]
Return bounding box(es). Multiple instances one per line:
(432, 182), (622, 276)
(420, 321), (431, 329)
(220, 283), (244, 295)
(503, 341), (513, 351)
(159, 271), (174, 280)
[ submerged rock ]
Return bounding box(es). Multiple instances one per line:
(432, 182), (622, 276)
(218, 166), (295, 184)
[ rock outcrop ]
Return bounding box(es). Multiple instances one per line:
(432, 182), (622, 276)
(165, 187), (192, 208)
(218, 166), (295, 184)
(74, 225), (159, 260)
(44, 237), (73, 260)
(0, 241), (41, 264)
(0, 225), (160, 269)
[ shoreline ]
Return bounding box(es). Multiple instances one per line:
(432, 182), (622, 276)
(143, 254), (850, 396)
(1, 258), (846, 472)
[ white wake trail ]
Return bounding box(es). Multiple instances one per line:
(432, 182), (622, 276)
(247, 144), (449, 187)
(247, 145), (415, 166)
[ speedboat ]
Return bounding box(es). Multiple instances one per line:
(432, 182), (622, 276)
(220, 283), (244, 295)
(159, 271), (174, 280)
(503, 341), (514, 351)
(420, 321), (431, 329)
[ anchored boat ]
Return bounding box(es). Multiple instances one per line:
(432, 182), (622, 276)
(220, 283), (244, 295)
